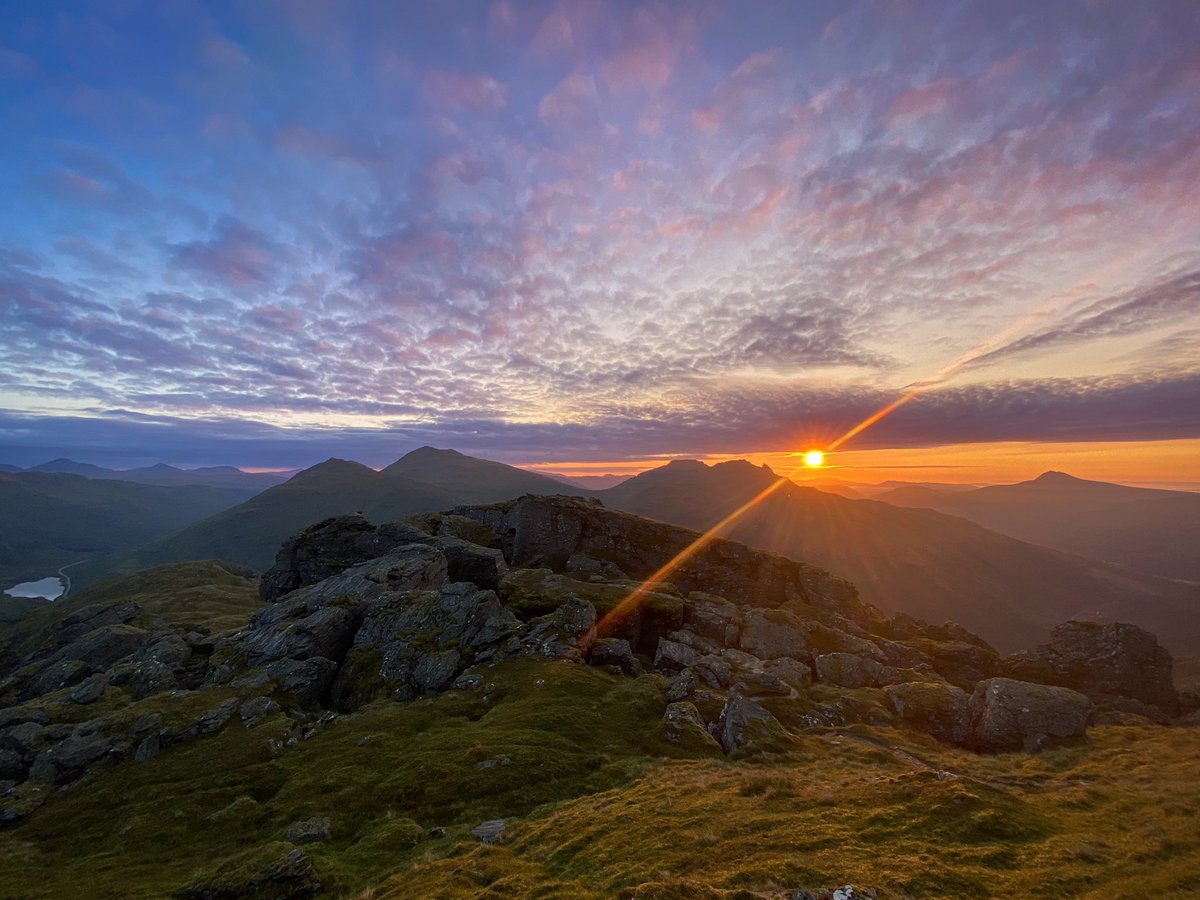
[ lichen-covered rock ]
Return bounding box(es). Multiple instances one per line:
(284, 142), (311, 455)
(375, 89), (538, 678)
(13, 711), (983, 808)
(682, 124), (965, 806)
(692, 654), (733, 689)
(588, 637), (642, 676)
(815, 653), (882, 689)
(471, 819), (507, 844)
(452, 494), (860, 612)
(329, 584), (520, 709)
(1004, 621), (1178, 713)
(664, 671), (695, 702)
(260, 514), (431, 602)
(654, 638), (697, 671)
(970, 677), (1092, 753)
(662, 701), (720, 750)
(884, 681), (971, 746)
(713, 691), (785, 755)
(738, 608), (810, 661)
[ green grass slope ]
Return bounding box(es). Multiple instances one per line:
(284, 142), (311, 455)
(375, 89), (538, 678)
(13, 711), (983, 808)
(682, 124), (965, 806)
(0, 656), (1196, 899)
(0, 472), (261, 587)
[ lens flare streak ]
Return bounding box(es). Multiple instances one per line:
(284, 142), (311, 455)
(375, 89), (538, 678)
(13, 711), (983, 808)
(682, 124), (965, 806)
(591, 247), (1158, 639)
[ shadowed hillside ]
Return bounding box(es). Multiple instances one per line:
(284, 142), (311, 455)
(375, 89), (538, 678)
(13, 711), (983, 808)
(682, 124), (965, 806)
(878, 472), (1200, 581)
(0, 472), (262, 588)
(603, 461), (1200, 654)
(77, 460), (460, 586)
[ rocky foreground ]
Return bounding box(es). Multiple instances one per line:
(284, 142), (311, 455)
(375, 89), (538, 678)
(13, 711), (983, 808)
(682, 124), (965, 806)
(0, 495), (1196, 898)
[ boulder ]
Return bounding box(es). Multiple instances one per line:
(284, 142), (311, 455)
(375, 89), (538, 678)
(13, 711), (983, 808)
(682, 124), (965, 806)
(654, 638), (697, 671)
(515, 594), (595, 661)
(58, 624), (150, 669)
(683, 595), (742, 645)
(0, 748), (26, 781)
(286, 817), (331, 844)
(1004, 621), (1178, 713)
(663, 701), (720, 749)
(692, 654), (733, 689)
(884, 681), (971, 746)
(29, 732), (114, 784)
(471, 819), (507, 844)
(240, 696), (282, 727)
(970, 677), (1092, 753)
(664, 671), (695, 702)
(713, 692), (784, 755)
(588, 638), (643, 677)
(69, 673), (108, 704)
(739, 608), (810, 661)
(815, 653), (882, 689)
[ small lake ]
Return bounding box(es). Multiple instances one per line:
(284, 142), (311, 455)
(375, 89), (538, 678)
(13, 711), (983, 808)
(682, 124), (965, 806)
(5, 577), (65, 601)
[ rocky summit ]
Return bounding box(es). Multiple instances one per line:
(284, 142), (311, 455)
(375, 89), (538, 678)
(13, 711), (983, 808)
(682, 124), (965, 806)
(0, 495), (1196, 898)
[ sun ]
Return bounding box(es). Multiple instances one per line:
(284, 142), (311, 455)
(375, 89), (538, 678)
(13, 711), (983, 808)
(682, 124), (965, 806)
(803, 450), (825, 468)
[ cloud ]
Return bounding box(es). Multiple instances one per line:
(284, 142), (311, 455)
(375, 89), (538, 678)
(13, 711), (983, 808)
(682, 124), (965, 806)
(968, 268), (1200, 368)
(1, 1), (1198, 467)
(423, 70), (507, 111)
(170, 218), (290, 292)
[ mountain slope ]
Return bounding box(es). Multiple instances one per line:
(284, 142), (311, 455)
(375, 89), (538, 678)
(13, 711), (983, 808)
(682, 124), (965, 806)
(877, 472), (1200, 581)
(602, 461), (1200, 653)
(0, 471), (260, 586)
(382, 446), (590, 503)
(84, 459), (461, 582)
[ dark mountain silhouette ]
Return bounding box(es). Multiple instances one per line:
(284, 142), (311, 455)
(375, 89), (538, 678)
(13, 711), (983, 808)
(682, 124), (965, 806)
(81, 459), (460, 585)
(603, 461), (1200, 653)
(21, 458), (287, 491)
(382, 446), (589, 503)
(27, 458), (114, 478)
(878, 472), (1200, 581)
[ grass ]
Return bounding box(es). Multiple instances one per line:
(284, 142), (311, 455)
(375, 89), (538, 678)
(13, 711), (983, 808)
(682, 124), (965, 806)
(1, 650), (1198, 898)
(0, 560), (262, 655)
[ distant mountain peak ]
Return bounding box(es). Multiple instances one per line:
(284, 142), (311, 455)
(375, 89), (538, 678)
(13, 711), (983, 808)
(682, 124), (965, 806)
(294, 458), (376, 479)
(399, 446), (465, 462)
(663, 459), (706, 469)
(1032, 471), (1084, 484)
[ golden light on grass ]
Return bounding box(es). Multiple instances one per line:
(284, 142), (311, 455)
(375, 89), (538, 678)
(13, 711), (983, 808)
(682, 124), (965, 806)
(803, 450), (825, 468)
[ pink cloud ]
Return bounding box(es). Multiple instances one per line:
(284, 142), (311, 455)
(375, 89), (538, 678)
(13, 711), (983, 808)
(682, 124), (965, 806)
(533, 8), (575, 57)
(538, 72), (598, 124)
(424, 70), (507, 111)
(888, 77), (959, 124)
(601, 7), (696, 95)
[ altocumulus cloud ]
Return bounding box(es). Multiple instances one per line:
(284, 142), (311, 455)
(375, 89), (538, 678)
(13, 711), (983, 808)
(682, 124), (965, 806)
(0, 0), (1197, 465)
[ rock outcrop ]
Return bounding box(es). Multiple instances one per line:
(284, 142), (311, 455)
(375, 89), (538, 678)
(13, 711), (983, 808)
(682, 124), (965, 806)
(1, 493), (1183, 818)
(1004, 621), (1178, 715)
(969, 677), (1092, 752)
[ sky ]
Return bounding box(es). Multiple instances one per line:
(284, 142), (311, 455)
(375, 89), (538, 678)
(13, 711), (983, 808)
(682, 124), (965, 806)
(1, 0), (1198, 482)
